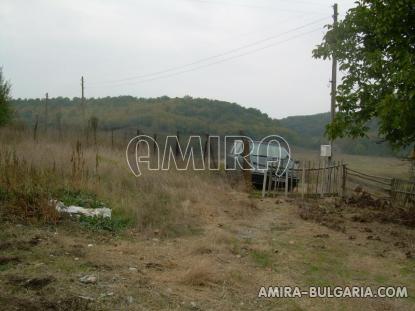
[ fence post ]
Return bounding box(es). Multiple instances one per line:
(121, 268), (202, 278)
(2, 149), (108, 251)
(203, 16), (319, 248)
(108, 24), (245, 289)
(267, 164), (273, 193)
(209, 136), (217, 169)
(203, 133), (209, 163)
(240, 131), (252, 190)
(153, 133), (158, 155)
(301, 162), (306, 200)
(33, 115), (39, 142)
(320, 160), (326, 198)
(175, 130), (180, 157)
(285, 170), (289, 197)
(341, 163), (347, 198)
(315, 160), (320, 195)
(262, 168), (268, 198)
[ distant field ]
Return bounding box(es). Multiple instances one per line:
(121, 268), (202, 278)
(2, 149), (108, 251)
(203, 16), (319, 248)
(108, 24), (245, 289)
(293, 147), (411, 179)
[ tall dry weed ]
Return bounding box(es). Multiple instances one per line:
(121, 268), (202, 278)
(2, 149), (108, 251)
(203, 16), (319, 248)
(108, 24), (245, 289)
(0, 126), (245, 234)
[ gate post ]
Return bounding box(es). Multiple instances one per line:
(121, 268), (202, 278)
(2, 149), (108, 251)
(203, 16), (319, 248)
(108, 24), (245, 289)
(321, 160), (326, 198)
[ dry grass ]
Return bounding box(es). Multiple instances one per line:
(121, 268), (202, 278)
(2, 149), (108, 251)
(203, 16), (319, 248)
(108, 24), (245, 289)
(0, 126), (243, 236)
(180, 258), (222, 287)
(0, 149), (60, 223)
(2, 196), (414, 310)
(293, 147), (411, 178)
(1, 126), (415, 310)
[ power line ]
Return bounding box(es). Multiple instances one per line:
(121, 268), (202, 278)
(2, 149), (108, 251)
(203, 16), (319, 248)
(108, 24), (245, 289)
(91, 26), (324, 88)
(89, 16), (329, 86)
(258, 0), (331, 7)
(187, 0), (326, 14)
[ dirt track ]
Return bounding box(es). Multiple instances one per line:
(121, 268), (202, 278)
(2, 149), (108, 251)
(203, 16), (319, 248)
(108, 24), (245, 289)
(1, 194), (414, 310)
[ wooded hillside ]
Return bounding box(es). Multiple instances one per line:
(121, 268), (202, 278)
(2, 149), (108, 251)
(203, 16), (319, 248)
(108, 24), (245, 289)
(11, 96), (397, 156)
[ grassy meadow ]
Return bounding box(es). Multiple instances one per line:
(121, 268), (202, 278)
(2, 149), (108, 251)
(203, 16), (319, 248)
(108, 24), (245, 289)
(293, 146), (411, 179)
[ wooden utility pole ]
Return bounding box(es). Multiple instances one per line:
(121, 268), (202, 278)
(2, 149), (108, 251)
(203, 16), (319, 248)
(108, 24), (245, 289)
(329, 3), (338, 162)
(44, 92), (49, 133)
(81, 76), (86, 123)
(81, 76), (85, 100)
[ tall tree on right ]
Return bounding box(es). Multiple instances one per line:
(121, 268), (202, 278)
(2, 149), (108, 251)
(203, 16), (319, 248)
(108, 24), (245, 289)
(0, 68), (12, 126)
(313, 0), (415, 149)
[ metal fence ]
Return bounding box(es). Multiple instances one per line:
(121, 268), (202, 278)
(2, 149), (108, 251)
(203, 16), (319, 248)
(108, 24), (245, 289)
(261, 160), (415, 210)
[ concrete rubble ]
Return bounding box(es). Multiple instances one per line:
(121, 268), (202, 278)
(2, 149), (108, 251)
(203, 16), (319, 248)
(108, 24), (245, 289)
(52, 200), (112, 218)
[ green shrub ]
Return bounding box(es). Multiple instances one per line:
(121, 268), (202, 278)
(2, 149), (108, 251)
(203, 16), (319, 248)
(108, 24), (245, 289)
(56, 189), (106, 209)
(78, 214), (130, 232)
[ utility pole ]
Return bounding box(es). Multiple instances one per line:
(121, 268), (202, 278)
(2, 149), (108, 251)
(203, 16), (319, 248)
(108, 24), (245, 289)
(81, 76), (85, 100)
(81, 76), (86, 124)
(329, 3), (338, 162)
(44, 92), (49, 133)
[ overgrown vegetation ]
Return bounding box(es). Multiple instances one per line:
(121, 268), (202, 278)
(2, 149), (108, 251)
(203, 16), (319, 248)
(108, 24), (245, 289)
(56, 189), (107, 209)
(78, 214), (130, 232)
(0, 126), (237, 237)
(0, 149), (59, 223)
(0, 68), (12, 127)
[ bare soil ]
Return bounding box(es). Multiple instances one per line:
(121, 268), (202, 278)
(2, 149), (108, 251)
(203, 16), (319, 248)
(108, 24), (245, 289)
(1, 192), (414, 310)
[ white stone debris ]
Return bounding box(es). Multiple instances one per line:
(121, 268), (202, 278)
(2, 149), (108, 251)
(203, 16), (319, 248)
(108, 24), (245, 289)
(80, 275), (97, 284)
(52, 200), (112, 218)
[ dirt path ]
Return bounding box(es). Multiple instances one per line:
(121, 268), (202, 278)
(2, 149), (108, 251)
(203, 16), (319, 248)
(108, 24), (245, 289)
(1, 195), (414, 310)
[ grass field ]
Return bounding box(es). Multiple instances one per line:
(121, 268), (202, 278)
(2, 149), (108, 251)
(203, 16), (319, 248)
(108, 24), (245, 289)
(293, 147), (411, 179)
(0, 127), (414, 310)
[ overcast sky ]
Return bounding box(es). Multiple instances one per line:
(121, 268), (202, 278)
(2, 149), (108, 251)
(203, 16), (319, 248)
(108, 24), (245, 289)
(0, 0), (356, 118)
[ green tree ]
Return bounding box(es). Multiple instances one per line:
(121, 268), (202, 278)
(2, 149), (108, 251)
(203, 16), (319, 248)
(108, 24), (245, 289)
(313, 0), (415, 148)
(0, 68), (12, 126)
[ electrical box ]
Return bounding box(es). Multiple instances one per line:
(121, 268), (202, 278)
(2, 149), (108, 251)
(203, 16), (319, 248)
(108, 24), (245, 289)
(320, 145), (332, 157)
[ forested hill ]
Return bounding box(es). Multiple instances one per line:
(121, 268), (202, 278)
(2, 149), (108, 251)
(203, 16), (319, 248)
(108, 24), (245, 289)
(12, 96), (288, 138)
(279, 113), (396, 156)
(11, 96), (396, 156)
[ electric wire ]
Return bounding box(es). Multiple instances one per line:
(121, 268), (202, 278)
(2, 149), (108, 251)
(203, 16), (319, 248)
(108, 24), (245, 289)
(90, 26), (324, 88)
(89, 16), (329, 86)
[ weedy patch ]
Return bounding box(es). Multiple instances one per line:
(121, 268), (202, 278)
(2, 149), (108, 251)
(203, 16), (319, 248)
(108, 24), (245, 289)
(79, 207), (133, 232)
(78, 214), (131, 232)
(180, 259), (222, 287)
(56, 189), (106, 209)
(248, 190), (262, 199)
(250, 249), (272, 268)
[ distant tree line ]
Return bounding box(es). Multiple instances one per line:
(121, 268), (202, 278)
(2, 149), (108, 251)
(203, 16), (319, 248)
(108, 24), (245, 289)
(10, 95), (402, 157)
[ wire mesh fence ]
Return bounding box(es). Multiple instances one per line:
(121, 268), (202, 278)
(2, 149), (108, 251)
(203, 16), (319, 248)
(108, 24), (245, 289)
(261, 160), (415, 211)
